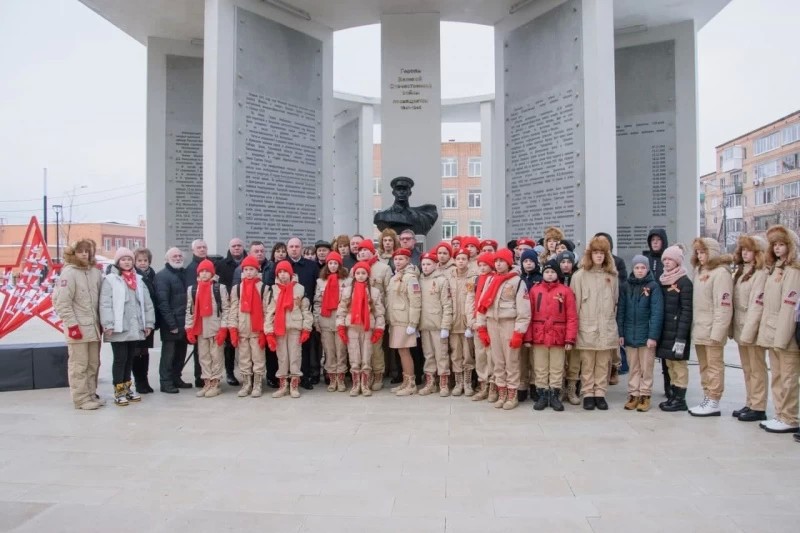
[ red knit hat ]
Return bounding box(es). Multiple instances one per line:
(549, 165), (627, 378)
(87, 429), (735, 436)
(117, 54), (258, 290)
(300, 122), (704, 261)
(477, 252), (496, 268)
(516, 237), (535, 248)
(352, 261), (371, 276)
(436, 242), (453, 257)
(357, 240), (376, 253)
(197, 259), (216, 276)
(241, 255), (260, 271)
(454, 248), (470, 258)
(480, 239), (498, 250)
(392, 248), (412, 258)
(495, 249), (514, 266)
(276, 260), (293, 277)
(462, 236), (481, 250)
(325, 251), (343, 265)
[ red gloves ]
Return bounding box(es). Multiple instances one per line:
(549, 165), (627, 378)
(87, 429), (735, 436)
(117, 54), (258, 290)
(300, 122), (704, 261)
(337, 326), (348, 345)
(67, 325), (83, 340)
(186, 331), (197, 344)
(229, 327), (240, 347)
(266, 333), (277, 352)
(300, 330), (311, 344)
(215, 327), (228, 346)
(370, 328), (384, 344)
(510, 331), (524, 349)
(258, 332), (267, 349)
(477, 327), (491, 347)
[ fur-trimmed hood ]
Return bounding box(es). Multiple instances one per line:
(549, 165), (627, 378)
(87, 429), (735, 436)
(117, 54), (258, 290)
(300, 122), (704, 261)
(691, 237), (732, 271)
(543, 226), (565, 244)
(766, 224), (800, 268)
(62, 239), (96, 269)
(733, 234), (766, 271)
(579, 235), (617, 274)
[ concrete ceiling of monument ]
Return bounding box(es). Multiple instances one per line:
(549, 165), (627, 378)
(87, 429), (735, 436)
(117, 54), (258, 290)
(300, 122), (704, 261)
(80, 0), (730, 45)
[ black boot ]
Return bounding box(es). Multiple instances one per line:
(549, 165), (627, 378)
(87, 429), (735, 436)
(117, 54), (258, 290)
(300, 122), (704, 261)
(533, 388), (549, 410)
(550, 388), (564, 411)
(530, 386), (539, 402)
(224, 345), (239, 386)
(658, 386), (674, 409)
(583, 396), (596, 410)
(732, 406), (751, 418)
(661, 386), (688, 412)
(517, 388), (529, 402)
(738, 409), (767, 422)
(662, 358), (672, 398)
(595, 397), (609, 410)
(160, 381), (179, 394)
(132, 351), (154, 393)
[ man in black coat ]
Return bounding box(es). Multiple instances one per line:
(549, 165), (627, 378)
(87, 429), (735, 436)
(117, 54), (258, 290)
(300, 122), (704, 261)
(155, 247), (190, 394)
(642, 228), (668, 281)
(286, 237), (320, 388)
(215, 238), (246, 386)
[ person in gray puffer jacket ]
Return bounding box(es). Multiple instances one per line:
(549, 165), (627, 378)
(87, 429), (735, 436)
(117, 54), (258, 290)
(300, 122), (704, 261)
(100, 247), (155, 406)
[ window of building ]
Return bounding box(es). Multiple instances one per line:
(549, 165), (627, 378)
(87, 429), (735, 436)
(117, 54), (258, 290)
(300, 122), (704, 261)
(468, 157), (481, 177)
(784, 181), (800, 200)
(441, 157), (458, 178)
(442, 189), (458, 209)
(103, 237), (111, 251)
(727, 194), (743, 208)
(725, 219), (745, 233)
(755, 160), (780, 181)
(754, 132), (780, 155)
(754, 186), (778, 206)
(783, 153), (798, 173)
(468, 189), (482, 208)
(373, 177), (381, 195)
(711, 198), (718, 208)
(133, 239), (141, 249)
(783, 123), (800, 146)
(730, 171), (743, 185)
(126, 238), (133, 248)
(442, 221), (457, 240)
(754, 214), (780, 231)
(115, 238), (122, 249)
(468, 221), (482, 238)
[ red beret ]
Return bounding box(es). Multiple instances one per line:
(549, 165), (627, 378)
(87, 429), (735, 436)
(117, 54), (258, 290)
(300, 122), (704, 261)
(392, 248), (412, 258)
(454, 248), (470, 258)
(516, 237), (535, 248)
(421, 251), (438, 262)
(480, 239), (498, 250)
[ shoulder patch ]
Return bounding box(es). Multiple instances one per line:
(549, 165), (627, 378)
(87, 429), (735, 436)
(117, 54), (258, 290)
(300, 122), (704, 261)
(60, 279), (68, 287)
(755, 292), (764, 306)
(783, 290), (798, 306)
(411, 282), (421, 293)
(720, 292), (731, 307)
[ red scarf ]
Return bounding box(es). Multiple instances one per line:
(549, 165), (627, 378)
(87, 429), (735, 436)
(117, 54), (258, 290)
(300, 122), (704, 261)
(473, 273), (490, 318)
(274, 281), (296, 336)
(350, 280), (371, 330)
(239, 278), (264, 333)
(477, 272), (518, 314)
(368, 255), (378, 266)
(321, 275), (340, 317)
(121, 269), (137, 291)
(191, 279), (213, 335)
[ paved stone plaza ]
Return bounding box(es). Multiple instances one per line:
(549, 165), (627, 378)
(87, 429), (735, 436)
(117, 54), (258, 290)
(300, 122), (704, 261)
(0, 322), (798, 532)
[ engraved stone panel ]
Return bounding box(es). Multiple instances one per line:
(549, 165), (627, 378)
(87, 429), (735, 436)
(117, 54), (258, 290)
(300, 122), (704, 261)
(234, 8), (322, 245)
(505, 0), (584, 246)
(165, 55), (203, 251)
(615, 41), (677, 264)
(333, 119), (359, 234)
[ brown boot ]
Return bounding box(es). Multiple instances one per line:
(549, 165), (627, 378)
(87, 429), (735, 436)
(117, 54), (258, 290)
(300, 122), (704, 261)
(271, 377), (288, 398)
(493, 386), (507, 408)
(419, 373), (436, 396)
(350, 372), (361, 396)
(205, 378), (222, 398)
(289, 377), (301, 398)
(609, 366), (620, 385)
(371, 371), (384, 391)
(395, 374), (417, 396)
(624, 395), (639, 410)
(327, 372), (337, 392)
(251, 373), (263, 398)
(238, 374), (253, 397)
(566, 380), (580, 405)
(636, 395), (651, 412)
(463, 369), (474, 397)
(336, 372), (347, 392)
(439, 374), (451, 397)
(361, 372), (372, 397)
(452, 372), (463, 397)
(472, 381), (488, 401)
(487, 382), (499, 403)
(503, 388), (519, 410)
(196, 379), (211, 398)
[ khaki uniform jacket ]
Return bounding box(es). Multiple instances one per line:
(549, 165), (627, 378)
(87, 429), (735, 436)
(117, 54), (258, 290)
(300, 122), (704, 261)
(314, 276), (350, 331)
(464, 273), (481, 331)
(418, 270), (454, 331)
(265, 281), (313, 334)
(448, 267), (472, 333)
(53, 263), (103, 344)
(368, 260), (392, 300)
(754, 263), (800, 351)
(437, 260), (456, 279)
(692, 264), (734, 346)
(228, 281), (266, 337)
(185, 282), (230, 338)
(475, 275), (531, 334)
(386, 265), (422, 328)
(732, 267), (767, 345)
(335, 283), (386, 330)
(572, 267), (619, 350)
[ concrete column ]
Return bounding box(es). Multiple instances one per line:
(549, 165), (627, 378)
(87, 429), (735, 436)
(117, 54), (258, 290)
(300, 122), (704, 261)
(358, 104), (375, 238)
(380, 13), (442, 247)
(479, 100), (496, 241)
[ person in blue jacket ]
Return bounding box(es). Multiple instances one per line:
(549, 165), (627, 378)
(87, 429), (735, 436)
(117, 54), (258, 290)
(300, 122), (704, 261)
(616, 255), (664, 412)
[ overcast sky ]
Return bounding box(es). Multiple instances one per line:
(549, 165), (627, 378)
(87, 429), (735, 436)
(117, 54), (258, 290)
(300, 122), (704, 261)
(0, 0), (798, 226)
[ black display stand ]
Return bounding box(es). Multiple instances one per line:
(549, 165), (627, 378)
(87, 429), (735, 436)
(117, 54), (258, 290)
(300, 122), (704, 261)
(0, 342), (69, 391)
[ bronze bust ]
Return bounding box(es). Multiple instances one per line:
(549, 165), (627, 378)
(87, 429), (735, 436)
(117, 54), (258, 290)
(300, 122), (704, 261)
(373, 176), (438, 236)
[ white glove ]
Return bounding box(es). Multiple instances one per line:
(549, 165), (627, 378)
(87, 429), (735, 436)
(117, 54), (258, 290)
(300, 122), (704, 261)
(464, 329), (473, 339)
(672, 341), (685, 354)
(406, 326), (416, 336)
(440, 329), (449, 339)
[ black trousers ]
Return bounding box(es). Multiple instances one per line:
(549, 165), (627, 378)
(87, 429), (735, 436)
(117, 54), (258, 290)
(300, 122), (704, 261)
(266, 348), (278, 382)
(300, 340), (312, 380)
(111, 341), (137, 385)
(132, 347), (150, 384)
(159, 340), (188, 386)
(224, 341), (236, 376)
(310, 330), (322, 378)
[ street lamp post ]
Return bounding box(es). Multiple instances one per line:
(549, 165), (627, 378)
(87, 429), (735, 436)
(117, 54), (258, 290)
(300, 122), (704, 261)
(53, 204), (63, 263)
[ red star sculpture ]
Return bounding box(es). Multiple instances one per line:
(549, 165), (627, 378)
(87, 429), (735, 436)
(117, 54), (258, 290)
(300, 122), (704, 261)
(0, 216), (64, 338)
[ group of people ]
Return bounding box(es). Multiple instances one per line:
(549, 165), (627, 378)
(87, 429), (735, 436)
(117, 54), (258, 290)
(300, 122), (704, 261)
(51, 224), (800, 443)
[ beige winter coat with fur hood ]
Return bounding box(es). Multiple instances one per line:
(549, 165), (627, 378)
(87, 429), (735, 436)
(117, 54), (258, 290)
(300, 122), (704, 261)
(691, 237), (733, 346)
(754, 225), (800, 351)
(53, 241), (103, 344)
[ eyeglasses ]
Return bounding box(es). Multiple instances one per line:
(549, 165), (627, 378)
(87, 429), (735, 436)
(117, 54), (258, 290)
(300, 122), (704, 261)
(400, 237), (414, 241)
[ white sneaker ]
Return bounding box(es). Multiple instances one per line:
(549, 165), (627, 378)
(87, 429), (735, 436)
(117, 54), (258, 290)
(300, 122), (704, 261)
(763, 418), (800, 434)
(760, 417), (778, 429)
(689, 397), (720, 417)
